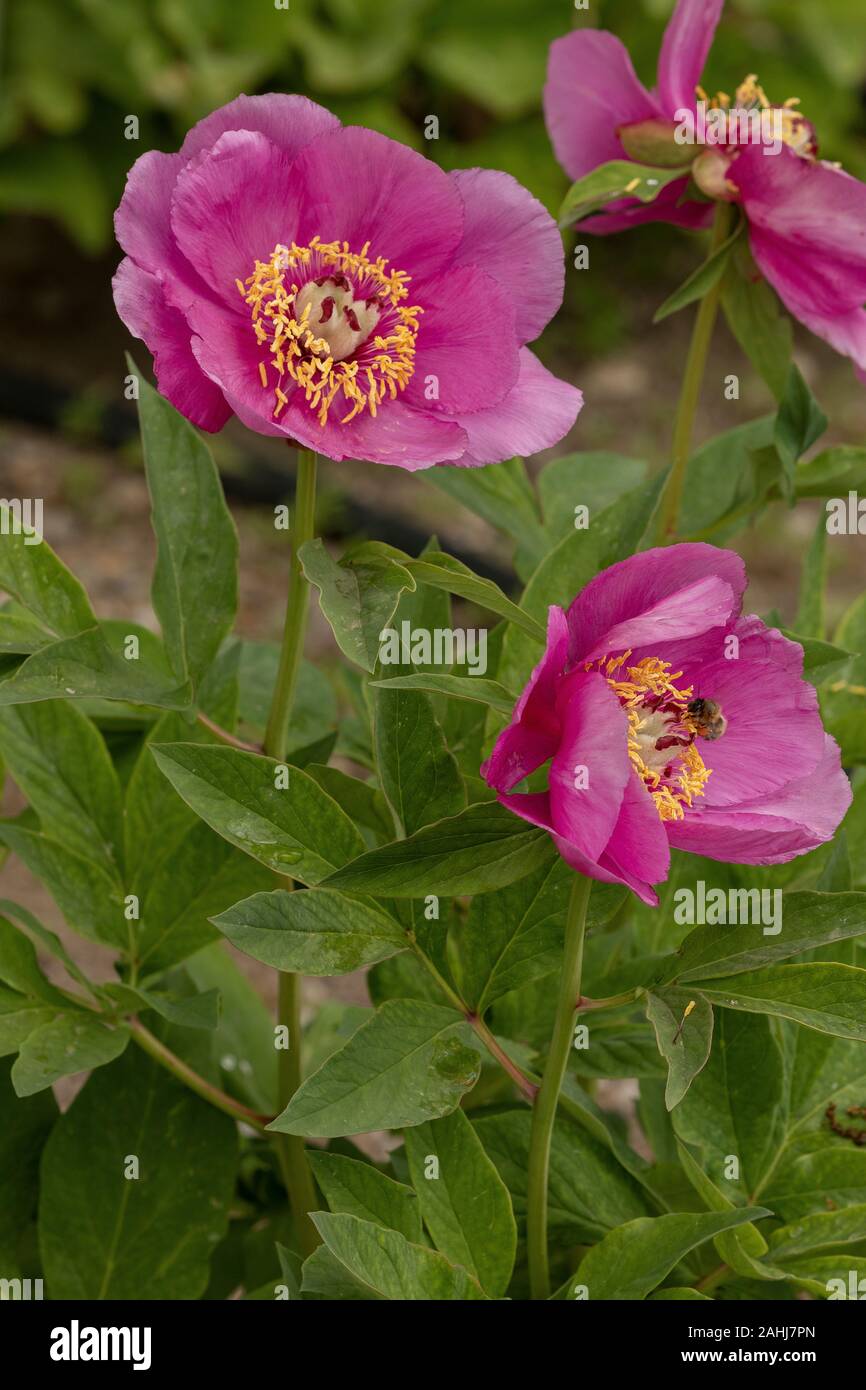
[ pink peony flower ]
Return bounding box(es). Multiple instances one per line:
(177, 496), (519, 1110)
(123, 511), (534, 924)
(545, 0), (866, 374)
(113, 95), (582, 469)
(481, 544), (851, 906)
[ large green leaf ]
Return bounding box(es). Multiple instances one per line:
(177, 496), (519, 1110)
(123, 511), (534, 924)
(371, 673), (517, 717)
(0, 623), (189, 710)
(557, 160), (687, 227)
(309, 1212), (487, 1300)
(0, 824), (126, 948)
(39, 1045), (237, 1298)
(403, 1108), (516, 1297)
(269, 1000), (481, 1137)
(768, 1205), (866, 1262)
(472, 1107), (655, 1244)
(373, 686), (465, 837)
(212, 888), (407, 974)
(309, 1151), (423, 1242)
(0, 701), (122, 876)
(0, 916), (68, 1008)
(667, 891), (866, 983)
(0, 507), (95, 639)
(150, 743), (365, 883)
(573, 1208), (770, 1301)
(645, 989), (714, 1110)
(401, 551), (545, 642)
(0, 1059), (56, 1269)
(185, 941), (277, 1114)
(537, 452), (647, 545)
(774, 364), (828, 499)
(322, 801), (554, 897)
(720, 245), (792, 401)
(300, 538), (416, 673)
(135, 368), (238, 693)
(12, 1013), (129, 1097)
(426, 458), (547, 579)
(672, 1011), (787, 1204)
(457, 856), (571, 1011)
(699, 963), (866, 1041)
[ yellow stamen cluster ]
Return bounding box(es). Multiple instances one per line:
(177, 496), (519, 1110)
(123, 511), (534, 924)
(237, 236), (422, 427)
(589, 652), (712, 823)
(696, 75), (815, 158)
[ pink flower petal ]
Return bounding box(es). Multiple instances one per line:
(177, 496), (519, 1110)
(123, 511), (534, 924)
(449, 349), (582, 467)
(566, 543), (746, 664)
(729, 147), (866, 317)
(549, 671), (632, 860)
(171, 130), (300, 312)
(287, 126), (464, 283)
(179, 92), (340, 161)
(544, 30), (662, 183)
(403, 266), (520, 415)
(482, 607), (569, 791)
(113, 258), (231, 432)
(656, 0), (725, 117)
(600, 770), (670, 897)
(667, 736), (852, 863)
(449, 167), (566, 342)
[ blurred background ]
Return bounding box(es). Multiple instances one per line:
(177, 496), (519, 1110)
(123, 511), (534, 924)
(1, 0), (865, 636)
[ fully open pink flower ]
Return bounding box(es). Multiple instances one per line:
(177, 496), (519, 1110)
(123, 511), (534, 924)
(481, 544), (851, 906)
(113, 95), (582, 469)
(545, 0), (866, 373)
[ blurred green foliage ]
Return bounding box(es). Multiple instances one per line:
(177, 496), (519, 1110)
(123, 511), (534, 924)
(2, 0), (865, 256)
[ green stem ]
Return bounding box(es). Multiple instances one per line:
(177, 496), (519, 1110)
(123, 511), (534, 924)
(526, 874), (592, 1301)
(129, 1020), (271, 1133)
(653, 200), (737, 545)
(264, 447), (320, 1260)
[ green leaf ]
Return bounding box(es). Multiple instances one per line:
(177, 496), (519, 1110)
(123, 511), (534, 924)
(150, 743), (365, 884)
(426, 458), (547, 580)
(402, 551), (545, 641)
(653, 219), (744, 323)
(403, 1108), (516, 1297)
(794, 513), (827, 640)
(645, 989), (714, 1110)
(0, 1058), (56, 1267)
(135, 365), (238, 693)
(0, 916), (69, 1007)
(185, 941), (277, 1114)
(720, 245), (793, 401)
(106, 983), (220, 1032)
(667, 890), (866, 983)
(699, 963), (866, 1042)
(795, 445), (866, 498)
(0, 898), (97, 996)
(310, 1212), (488, 1300)
(12, 1013), (129, 1097)
(473, 1108), (655, 1244)
(672, 1011), (786, 1203)
(0, 825), (126, 948)
(781, 631), (852, 684)
(458, 856), (575, 1011)
(0, 609), (58, 654)
(299, 538), (416, 673)
(301, 1244), (381, 1300)
(269, 1000), (481, 1138)
(537, 452), (647, 544)
(39, 1045), (237, 1298)
(212, 888), (407, 974)
(371, 673), (517, 716)
(777, 1255), (866, 1298)
(305, 764), (393, 839)
(573, 1208), (770, 1301)
(675, 1141), (787, 1282)
(557, 160), (687, 228)
(0, 996), (56, 1058)
(774, 364), (828, 499)
(0, 506), (95, 639)
(0, 701), (123, 876)
(768, 1204), (866, 1262)
(321, 801), (554, 898)
(0, 623), (189, 711)
(309, 1151), (423, 1242)
(373, 686), (465, 837)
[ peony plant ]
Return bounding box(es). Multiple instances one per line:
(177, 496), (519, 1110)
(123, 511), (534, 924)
(0, 1), (865, 1312)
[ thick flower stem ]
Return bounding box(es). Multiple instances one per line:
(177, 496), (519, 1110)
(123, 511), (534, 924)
(653, 200), (738, 544)
(264, 446), (320, 1260)
(526, 873), (592, 1301)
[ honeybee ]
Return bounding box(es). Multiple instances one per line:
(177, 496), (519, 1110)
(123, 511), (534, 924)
(687, 697), (727, 741)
